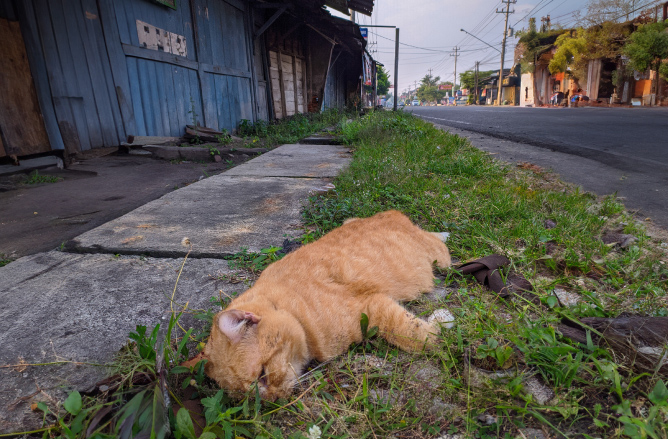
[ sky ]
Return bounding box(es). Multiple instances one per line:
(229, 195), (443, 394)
(327, 0), (588, 94)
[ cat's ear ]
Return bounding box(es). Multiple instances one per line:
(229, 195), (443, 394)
(218, 309), (261, 343)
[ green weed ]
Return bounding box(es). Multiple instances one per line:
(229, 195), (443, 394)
(23, 170), (61, 185)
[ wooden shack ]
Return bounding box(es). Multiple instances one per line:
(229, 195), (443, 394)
(0, 0), (373, 161)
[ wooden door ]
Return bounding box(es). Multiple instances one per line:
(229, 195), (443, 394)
(0, 18), (50, 157)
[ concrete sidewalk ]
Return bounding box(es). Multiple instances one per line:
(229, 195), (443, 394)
(0, 142), (350, 433)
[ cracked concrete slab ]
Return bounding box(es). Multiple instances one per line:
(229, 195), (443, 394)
(222, 144), (351, 177)
(0, 251), (246, 434)
(67, 175), (325, 257)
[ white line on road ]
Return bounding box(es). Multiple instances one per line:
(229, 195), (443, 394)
(419, 115), (472, 125)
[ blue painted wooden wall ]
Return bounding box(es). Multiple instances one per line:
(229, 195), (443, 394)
(2, 0), (267, 154)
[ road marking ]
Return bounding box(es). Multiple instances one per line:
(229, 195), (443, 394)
(418, 115), (472, 125)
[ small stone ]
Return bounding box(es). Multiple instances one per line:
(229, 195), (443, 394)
(407, 363), (443, 389)
(523, 376), (555, 405)
(428, 397), (456, 418)
(368, 389), (403, 405)
(427, 286), (453, 301)
(620, 234), (637, 248)
(428, 308), (455, 329)
(214, 154), (222, 162)
(544, 219), (557, 229)
(477, 413), (497, 425)
(553, 288), (580, 307)
(99, 385), (109, 392)
(517, 428), (547, 439)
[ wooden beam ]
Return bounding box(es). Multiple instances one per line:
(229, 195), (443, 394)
(121, 44), (251, 79)
(254, 5), (287, 41)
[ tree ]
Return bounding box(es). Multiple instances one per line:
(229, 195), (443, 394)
(579, 0), (634, 26)
(549, 30), (587, 77)
(420, 74), (440, 87)
(416, 74), (446, 102)
(459, 70), (495, 90)
(623, 21), (668, 94)
(376, 65), (390, 96)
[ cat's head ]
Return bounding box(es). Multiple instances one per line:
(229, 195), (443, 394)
(203, 308), (309, 401)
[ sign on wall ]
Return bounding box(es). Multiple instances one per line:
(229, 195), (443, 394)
(136, 20), (187, 57)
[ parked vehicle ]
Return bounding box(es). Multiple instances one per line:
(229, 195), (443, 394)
(412, 99), (420, 106)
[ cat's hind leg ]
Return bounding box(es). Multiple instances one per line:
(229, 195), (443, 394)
(364, 295), (440, 352)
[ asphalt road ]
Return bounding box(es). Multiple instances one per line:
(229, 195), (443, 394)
(408, 106), (668, 229)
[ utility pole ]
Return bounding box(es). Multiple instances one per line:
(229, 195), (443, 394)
(474, 61), (479, 105)
(496, 0), (515, 106)
(394, 27), (399, 110)
(450, 47), (459, 105)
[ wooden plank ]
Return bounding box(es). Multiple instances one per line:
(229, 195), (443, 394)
(146, 59), (164, 135)
(96, 0), (137, 137)
(0, 18), (51, 155)
(76, 0), (119, 147)
(121, 43), (252, 79)
(276, 49), (287, 118)
(135, 58), (157, 135)
(169, 66), (188, 133)
(239, 77), (253, 121)
(188, 68), (204, 129)
(127, 135), (181, 145)
(292, 56), (299, 114)
(125, 57), (147, 135)
(194, 0), (213, 65)
(46, 0), (93, 150)
(31, 0), (82, 154)
(245, 6), (257, 122)
(0, 129), (5, 157)
(154, 62), (173, 135)
(84, 0), (125, 143)
(14, 0), (65, 151)
(268, 50), (282, 118)
(56, 0), (102, 149)
(206, 0), (223, 67)
(223, 0), (245, 12)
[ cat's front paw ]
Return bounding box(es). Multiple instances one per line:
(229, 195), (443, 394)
(427, 308), (455, 329)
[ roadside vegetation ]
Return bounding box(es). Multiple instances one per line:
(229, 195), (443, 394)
(237, 109), (351, 149)
(22, 170), (62, 185)
(18, 111), (668, 439)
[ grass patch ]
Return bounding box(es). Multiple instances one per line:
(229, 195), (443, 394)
(26, 111), (668, 439)
(22, 170), (62, 185)
(237, 109), (354, 148)
(0, 254), (13, 267)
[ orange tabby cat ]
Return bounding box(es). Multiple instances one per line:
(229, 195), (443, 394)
(203, 210), (451, 401)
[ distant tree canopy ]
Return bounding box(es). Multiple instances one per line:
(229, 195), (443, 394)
(515, 24), (569, 73)
(459, 70), (496, 90)
(579, 0), (634, 26)
(623, 21), (668, 83)
(376, 65), (390, 96)
(416, 74), (447, 102)
(549, 22), (630, 81)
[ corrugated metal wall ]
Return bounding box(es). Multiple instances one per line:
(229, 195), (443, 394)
(0, 0), (266, 155)
(323, 55), (346, 110)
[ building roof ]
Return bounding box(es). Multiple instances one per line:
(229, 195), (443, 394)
(325, 0), (374, 16)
